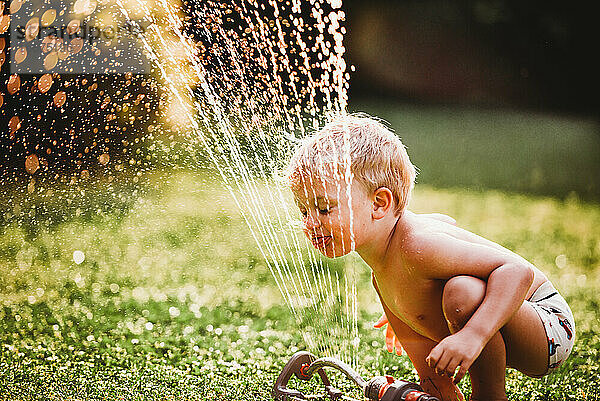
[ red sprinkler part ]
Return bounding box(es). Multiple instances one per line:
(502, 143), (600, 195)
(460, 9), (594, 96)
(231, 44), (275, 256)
(378, 375), (395, 399)
(365, 376), (440, 401)
(404, 391), (430, 401)
(299, 363), (310, 378)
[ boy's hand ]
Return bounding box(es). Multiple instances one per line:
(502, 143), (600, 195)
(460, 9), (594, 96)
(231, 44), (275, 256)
(373, 313), (403, 356)
(425, 330), (485, 384)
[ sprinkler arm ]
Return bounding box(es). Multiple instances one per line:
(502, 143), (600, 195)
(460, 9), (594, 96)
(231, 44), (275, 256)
(304, 356), (367, 389)
(272, 351), (343, 400)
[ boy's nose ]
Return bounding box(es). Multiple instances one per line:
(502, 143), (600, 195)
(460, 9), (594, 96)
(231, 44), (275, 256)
(303, 212), (321, 230)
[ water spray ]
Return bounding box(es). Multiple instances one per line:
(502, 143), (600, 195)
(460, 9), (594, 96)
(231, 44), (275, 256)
(273, 351), (439, 401)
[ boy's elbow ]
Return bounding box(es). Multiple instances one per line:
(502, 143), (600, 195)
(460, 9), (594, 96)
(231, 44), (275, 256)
(516, 262), (534, 286)
(497, 262), (534, 287)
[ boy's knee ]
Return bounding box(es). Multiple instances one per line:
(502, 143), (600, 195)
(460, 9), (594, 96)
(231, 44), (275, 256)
(442, 275), (486, 330)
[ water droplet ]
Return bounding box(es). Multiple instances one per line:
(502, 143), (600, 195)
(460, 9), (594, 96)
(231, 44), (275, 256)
(329, 0), (342, 9)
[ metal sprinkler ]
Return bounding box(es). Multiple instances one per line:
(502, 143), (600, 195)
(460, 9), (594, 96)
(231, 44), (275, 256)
(273, 351), (440, 401)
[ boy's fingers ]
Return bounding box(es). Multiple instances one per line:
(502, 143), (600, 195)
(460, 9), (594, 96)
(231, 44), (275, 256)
(435, 353), (451, 376)
(426, 347), (441, 369)
(373, 314), (388, 328)
(453, 365), (468, 384)
(445, 358), (461, 378)
(394, 336), (402, 356)
(425, 355), (436, 370)
(385, 326), (394, 353)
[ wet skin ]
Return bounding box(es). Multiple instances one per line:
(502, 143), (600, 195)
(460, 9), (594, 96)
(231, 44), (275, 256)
(292, 174), (551, 400)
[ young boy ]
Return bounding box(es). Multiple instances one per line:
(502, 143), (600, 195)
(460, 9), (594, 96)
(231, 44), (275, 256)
(286, 114), (575, 401)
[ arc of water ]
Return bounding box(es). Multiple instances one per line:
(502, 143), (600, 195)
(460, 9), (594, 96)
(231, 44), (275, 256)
(115, 0), (358, 364)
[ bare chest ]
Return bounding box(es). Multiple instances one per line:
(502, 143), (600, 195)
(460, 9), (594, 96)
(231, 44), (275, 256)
(374, 271), (450, 341)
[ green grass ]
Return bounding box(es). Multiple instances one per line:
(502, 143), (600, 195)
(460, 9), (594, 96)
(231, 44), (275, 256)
(1, 171), (600, 400)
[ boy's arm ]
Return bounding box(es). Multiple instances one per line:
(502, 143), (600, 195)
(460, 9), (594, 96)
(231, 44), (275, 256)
(374, 276), (465, 401)
(405, 233), (534, 382)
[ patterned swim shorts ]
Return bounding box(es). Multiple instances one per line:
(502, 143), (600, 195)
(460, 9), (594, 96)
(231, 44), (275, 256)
(527, 280), (575, 376)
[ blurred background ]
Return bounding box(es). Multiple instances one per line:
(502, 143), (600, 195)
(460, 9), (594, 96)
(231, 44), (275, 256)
(343, 0), (599, 199)
(2, 0), (598, 202)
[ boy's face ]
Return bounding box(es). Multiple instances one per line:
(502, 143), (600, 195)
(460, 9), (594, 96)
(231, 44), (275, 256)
(291, 171), (372, 258)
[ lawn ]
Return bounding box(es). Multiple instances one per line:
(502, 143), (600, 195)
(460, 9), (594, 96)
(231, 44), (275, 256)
(1, 171), (599, 400)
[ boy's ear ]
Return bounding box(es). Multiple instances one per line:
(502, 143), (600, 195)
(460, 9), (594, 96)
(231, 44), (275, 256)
(372, 187), (394, 220)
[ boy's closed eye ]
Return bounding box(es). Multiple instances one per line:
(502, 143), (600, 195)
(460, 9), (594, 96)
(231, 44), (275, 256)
(298, 207), (330, 217)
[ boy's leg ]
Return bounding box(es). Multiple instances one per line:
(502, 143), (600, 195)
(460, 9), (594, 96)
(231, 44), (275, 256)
(442, 276), (548, 400)
(442, 276), (507, 400)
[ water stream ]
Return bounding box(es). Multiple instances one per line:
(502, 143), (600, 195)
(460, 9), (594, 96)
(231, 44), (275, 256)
(3, 0), (361, 367)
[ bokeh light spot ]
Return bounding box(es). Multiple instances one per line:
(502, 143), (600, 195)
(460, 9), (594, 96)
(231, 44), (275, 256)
(53, 91), (67, 107)
(73, 250), (85, 264)
(8, 116), (21, 138)
(7, 74), (21, 94)
(25, 154), (40, 174)
(44, 52), (58, 70)
(14, 47), (27, 64)
(38, 74), (54, 93)
(41, 9), (57, 27)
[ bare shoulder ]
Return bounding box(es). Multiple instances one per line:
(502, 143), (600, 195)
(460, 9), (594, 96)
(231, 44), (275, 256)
(417, 212), (457, 225)
(397, 212), (526, 280)
(397, 212), (457, 255)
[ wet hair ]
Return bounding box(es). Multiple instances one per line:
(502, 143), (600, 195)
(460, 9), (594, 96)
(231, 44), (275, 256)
(287, 113), (417, 215)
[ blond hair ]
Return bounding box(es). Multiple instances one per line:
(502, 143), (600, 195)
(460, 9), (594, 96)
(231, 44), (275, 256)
(287, 113), (417, 215)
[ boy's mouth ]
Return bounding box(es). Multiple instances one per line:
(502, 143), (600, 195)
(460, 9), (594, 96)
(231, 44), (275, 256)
(311, 236), (332, 248)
